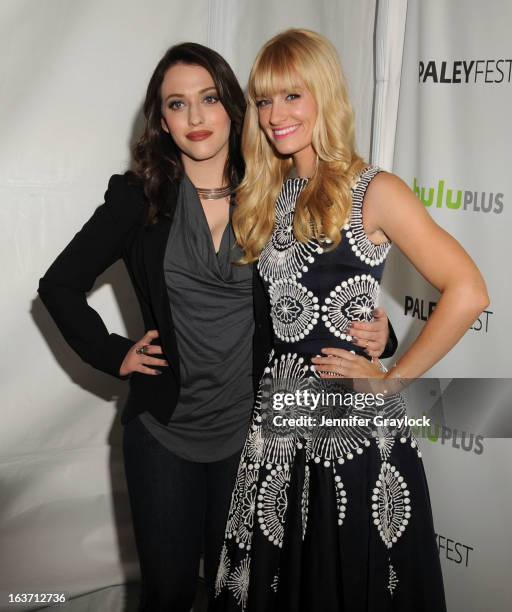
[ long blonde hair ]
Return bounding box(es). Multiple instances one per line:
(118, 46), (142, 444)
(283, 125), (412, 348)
(234, 29), (366, 262)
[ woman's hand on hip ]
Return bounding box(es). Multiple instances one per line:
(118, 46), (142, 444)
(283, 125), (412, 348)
(119, 330), (168, 377)
(347, 308), (389, 357)
(311, 348), (386, 379)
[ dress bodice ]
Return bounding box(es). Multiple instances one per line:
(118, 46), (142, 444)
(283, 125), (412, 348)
(257, 165), (391, 356)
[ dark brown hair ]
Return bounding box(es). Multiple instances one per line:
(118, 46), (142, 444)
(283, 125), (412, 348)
(132, 42), (246, 223)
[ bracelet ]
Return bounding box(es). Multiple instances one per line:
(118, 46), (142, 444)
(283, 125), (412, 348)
(390, 363), (408, 387)
(372, 357), (388, 373)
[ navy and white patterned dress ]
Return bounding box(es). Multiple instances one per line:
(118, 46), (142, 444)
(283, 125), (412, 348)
(214, 166), (446, 611)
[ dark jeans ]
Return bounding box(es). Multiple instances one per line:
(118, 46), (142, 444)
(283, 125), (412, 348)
(122, 415), (242, 611)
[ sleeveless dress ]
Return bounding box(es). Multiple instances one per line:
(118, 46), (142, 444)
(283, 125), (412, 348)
(213, 166), (447, 612)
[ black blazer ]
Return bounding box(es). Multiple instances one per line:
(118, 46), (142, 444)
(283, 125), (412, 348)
(38, 173), (397, 426)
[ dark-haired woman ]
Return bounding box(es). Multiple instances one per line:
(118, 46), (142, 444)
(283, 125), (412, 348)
(38, 43), (396, 611)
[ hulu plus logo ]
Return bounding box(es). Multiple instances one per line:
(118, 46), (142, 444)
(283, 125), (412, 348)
(412, 177), (503, 214)
(412, 417), (484, 455)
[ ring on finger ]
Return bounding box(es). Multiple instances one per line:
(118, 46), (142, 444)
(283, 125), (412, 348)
(136, 344), (150, 355)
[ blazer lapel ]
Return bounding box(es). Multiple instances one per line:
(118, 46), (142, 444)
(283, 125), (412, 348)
(142, 183), (180, 382)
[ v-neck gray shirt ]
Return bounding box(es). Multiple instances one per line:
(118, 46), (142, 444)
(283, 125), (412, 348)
(138, 175), (254, 462)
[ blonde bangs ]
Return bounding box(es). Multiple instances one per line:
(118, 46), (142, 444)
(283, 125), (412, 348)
(249, 42), (304, 101)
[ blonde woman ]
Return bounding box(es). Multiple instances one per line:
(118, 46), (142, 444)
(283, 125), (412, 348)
(214, 30), (488, 611)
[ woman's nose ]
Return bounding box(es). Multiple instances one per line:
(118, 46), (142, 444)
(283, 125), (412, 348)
(188, 102), (204, 126)
(269, 100), (286, 125)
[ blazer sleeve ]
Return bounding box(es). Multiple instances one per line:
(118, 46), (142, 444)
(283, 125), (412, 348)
(381, 319), (398, 359)
(38, 174), (146, 379)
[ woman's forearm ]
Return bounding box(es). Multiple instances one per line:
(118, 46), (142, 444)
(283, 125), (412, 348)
(385, 280), (489, 380)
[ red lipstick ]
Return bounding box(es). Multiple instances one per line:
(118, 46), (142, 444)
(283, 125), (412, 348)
(186, 130), (213, 141)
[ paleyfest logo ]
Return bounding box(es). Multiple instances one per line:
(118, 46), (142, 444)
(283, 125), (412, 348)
(404, 295), (493, 333)
(435, 532), (474, 567)
(412, 177), (503, 214)
(419, 59), (512, 84)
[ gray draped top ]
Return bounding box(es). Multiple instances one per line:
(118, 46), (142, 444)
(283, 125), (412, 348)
(138, 175), (254, 462)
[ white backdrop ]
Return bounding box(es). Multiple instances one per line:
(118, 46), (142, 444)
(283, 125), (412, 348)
(0, 1), (378, 609)
(380, 0), (511, 378)
(379, 1), (512, 610)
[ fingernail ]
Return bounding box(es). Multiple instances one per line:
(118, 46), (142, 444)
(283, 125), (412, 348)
(155, 370), (162, 375)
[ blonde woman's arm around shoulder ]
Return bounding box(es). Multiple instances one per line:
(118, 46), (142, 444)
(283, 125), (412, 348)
(367, 171), (489, 379)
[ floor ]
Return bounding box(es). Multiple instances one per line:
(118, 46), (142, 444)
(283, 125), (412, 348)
(40, 580), (208, 611)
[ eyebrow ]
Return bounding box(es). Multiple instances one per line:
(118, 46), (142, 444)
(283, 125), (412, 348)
(164, 86), (218, 101)
(256, 87), (303, 97)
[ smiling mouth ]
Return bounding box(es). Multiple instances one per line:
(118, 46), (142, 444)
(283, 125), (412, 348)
(272, 124), (301, 140)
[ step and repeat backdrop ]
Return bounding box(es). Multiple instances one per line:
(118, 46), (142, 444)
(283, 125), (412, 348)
(380, 1), (512, 610)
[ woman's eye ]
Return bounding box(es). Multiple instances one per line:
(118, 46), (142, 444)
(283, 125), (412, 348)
(168, 100), (184, 110)
(204, 95), (219, 104)
(256, 99), (271, 108)
(286, 93), (300, 101)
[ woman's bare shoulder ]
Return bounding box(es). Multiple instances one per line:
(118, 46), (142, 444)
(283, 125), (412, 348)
(363, 169), (420, 212)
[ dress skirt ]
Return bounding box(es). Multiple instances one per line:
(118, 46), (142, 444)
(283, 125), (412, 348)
(213, 351), (447, 612)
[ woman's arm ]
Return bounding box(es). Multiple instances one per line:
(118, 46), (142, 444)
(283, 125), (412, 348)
(312, 172), (489, 380)
(370, 172), (489, 379)
(37, 174), (146, 379)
